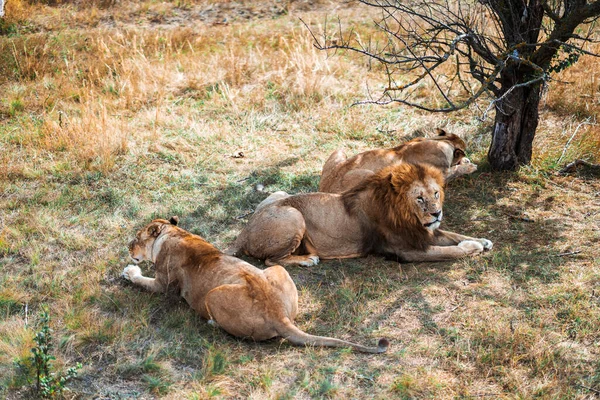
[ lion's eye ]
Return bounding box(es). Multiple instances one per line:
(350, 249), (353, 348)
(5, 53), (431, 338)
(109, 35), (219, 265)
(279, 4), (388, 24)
(435, 191), (439, 199)
(417, 196), (424, 204)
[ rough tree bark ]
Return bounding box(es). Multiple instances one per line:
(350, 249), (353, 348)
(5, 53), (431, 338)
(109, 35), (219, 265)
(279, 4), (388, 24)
(488, 75), (543, 170)
(486, 1), (544, 170)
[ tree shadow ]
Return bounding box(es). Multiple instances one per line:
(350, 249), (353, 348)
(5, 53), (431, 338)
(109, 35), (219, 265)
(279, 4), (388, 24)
(132, 159), (586, 397)
(187, 156), (320, 242)
(443, 170), (571, 287)
(177, 163), (573, 348)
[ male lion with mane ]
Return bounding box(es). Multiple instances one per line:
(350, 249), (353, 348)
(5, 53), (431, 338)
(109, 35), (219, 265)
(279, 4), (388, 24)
(122, 217), (388, 353)
(319, 128), (477, 193)
(227, 163), (492, 266)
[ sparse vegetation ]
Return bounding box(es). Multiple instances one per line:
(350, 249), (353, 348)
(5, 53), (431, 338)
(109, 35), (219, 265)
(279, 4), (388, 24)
(12, 309), (81, 398)
(0, 0), (599, 398)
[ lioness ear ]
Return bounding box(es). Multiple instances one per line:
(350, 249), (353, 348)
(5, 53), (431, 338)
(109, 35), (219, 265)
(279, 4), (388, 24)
(454, 148), (465, 158)
(169, 216), (179, 226)
(435, 128), (447, 137)
(149, 224), (161, 237)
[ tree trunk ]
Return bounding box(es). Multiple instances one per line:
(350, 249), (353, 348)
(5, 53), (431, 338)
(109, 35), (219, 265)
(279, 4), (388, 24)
(488, 78), (542, 171)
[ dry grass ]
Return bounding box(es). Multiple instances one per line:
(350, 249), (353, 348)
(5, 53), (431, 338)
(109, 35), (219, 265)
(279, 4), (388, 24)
(1, 1), (599, 399)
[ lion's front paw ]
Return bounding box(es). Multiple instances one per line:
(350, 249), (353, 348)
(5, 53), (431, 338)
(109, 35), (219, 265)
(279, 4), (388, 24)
(299, 255), (320, 267)
(458, 240), (484, 254)
(122, 265), (141, 281)
(478, 238), (493, 251)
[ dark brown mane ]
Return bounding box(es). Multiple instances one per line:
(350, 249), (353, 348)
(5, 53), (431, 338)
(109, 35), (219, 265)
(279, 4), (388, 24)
(341, 163), (443, 254)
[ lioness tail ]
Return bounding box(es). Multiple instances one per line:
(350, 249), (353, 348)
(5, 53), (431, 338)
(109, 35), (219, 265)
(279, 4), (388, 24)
(278, 318), (389, 354)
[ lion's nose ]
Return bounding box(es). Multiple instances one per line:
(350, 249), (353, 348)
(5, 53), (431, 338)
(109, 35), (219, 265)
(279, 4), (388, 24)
(431, 211), (442, 219)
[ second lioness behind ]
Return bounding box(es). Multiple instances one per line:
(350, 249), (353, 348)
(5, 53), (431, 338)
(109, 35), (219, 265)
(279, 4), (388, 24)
(319, 128), (476, 193)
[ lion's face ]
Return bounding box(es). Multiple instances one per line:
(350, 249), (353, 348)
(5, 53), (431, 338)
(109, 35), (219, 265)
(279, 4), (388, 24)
(128, 217), (178, 263)
(407, 177), (444, 231)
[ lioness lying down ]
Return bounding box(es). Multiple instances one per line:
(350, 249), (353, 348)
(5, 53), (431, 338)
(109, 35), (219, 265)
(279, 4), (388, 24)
(227, 163), (492, 266)
(319, 128), (477, 193)
(122, 217), (389, 353)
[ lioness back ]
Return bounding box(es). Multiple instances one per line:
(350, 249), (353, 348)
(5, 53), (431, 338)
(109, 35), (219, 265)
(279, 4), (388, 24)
(319, 129), (468, 193)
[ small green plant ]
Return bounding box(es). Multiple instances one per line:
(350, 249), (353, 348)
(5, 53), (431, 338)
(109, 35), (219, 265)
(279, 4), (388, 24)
(143, 374), (172, 395)
(391, 374), (417, 398)
(16, 309), (82, 398)
(9, 99), (25, 116)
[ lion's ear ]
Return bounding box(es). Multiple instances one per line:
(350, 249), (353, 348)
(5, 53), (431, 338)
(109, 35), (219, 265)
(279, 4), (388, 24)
(169, 216), (179, 226)
(435, 128), (447, 137)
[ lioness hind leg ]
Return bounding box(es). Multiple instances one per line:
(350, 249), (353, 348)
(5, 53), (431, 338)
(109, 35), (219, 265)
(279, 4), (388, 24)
(204, 284), (278, 341)
(264, 265), (298, 319)
(122, 265), (165, 293)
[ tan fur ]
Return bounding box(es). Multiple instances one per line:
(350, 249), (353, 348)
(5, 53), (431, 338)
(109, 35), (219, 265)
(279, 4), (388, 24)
(227, 163), (492, 266)
(319, 128), (477, 193)
(122, 217), (389, 353)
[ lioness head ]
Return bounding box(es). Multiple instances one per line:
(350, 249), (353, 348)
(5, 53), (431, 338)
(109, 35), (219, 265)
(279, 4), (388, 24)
(128, 216), (179, 263)
(389, 163), (445, 231)
(435, 128), (467, 166)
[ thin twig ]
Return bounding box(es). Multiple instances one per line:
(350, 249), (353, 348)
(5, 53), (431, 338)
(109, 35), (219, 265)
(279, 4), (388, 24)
(559, 159), (600, 174)
(448, 304), (462, 313)
(556, 250), (581, 257)
(577, 384), (600, 395)
(235, 211), (254, 220)
(557, 118), (595, 165)
(506, 213), (535, 222)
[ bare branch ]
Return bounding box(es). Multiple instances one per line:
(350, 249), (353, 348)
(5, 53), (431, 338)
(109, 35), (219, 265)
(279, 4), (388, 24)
(560, 159), (600, 174)
(303, 0), (599, 116)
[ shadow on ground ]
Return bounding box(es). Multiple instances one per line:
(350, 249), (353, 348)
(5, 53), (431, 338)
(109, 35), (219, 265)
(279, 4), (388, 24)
(114, 158), (580, 388)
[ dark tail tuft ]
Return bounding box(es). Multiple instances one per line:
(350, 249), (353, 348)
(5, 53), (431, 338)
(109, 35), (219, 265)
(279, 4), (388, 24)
(378, 338), (390, 353)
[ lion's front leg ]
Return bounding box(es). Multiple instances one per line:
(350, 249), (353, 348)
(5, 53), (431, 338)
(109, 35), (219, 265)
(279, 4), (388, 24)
(122, 265), (166, 293)
(433, 229), (493, 250)
(399, 240), (485, 262)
